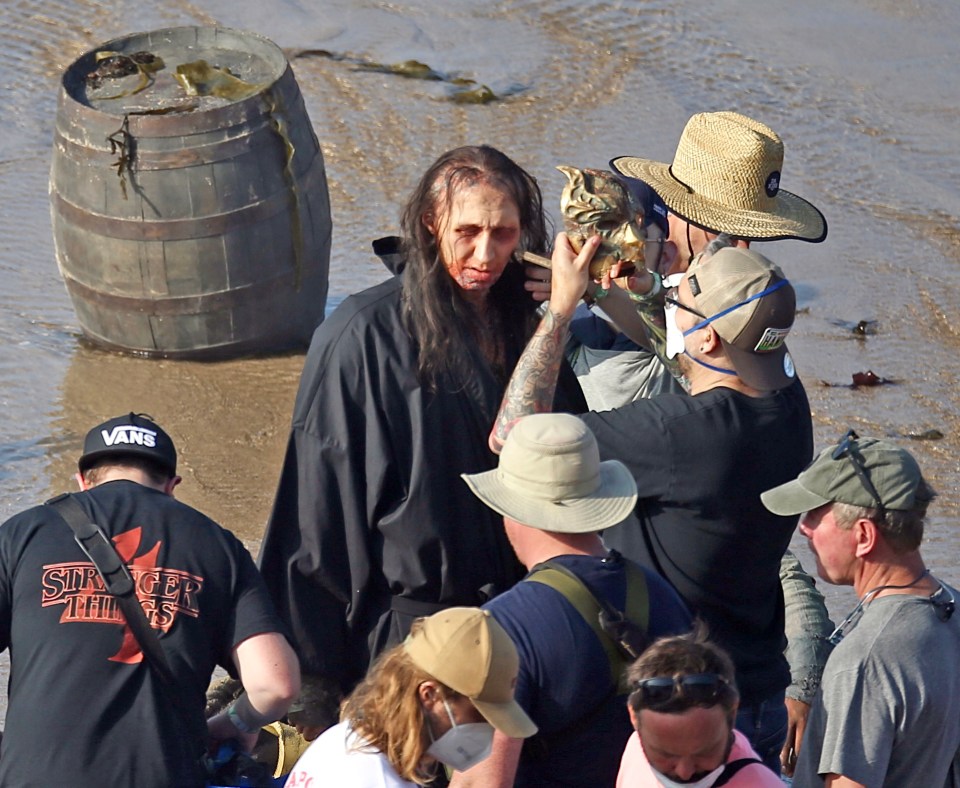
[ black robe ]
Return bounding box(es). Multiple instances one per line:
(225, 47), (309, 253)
(258, 256), (585, 693)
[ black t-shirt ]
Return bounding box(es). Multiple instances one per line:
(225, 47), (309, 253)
(0, 480), (285, 788)
(583, 380), (813, 702)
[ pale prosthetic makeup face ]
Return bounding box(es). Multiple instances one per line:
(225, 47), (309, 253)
(557, 166), (646, 278)
(428, 180), (522, 307)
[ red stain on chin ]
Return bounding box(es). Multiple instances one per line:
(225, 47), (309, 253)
(457, 270), (497, 289)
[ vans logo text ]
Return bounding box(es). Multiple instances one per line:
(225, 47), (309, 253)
(101, 426), (157, 448)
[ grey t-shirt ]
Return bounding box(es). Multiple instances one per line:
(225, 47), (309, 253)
(569, 345), (681, 410)
(794, 586), (960, 787)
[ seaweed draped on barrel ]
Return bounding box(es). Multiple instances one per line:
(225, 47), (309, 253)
(50, 26), (332, 359)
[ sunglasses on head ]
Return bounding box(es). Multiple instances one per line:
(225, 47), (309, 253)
(931, 584), (957, 623)
(832, 429), (886, 520)
(662, 273), (708, 319)
(633, 673), (730, 708)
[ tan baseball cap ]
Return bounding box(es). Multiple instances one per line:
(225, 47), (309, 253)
(404, 607), (538, 739)
(686, 247), (797, 391)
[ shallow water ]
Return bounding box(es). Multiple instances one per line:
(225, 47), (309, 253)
(0, 0), (959, 720)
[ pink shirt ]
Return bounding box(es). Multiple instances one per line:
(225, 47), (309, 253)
(616, 728), (782, 787)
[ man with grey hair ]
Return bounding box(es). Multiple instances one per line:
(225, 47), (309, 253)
(762, 430), (960, 787)
(451, 413), (692, 788)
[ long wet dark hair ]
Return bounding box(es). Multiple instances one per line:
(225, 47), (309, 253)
(400, 145), (550, 388)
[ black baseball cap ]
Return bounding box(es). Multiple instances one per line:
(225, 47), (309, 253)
(608, 165), (670, 237)
(78, 413), (177, 475)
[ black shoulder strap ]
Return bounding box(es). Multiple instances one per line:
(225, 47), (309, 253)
(45, 492), (176, 686)
(713, 757), (764, 787)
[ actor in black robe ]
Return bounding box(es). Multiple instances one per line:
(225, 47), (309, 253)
(258, 237), (585, 720)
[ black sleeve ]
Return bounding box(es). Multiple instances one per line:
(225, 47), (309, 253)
(258, 308), (391, 693)
(222, 537), (291, 674)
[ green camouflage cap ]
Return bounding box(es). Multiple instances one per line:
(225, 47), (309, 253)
(761, 436), (923, 516)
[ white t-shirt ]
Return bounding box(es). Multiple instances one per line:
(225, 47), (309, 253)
(284, 721), (418, 788)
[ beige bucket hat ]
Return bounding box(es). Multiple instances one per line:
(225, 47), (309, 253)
(462, 413), (638, 533)
(611, 111), (827, 242)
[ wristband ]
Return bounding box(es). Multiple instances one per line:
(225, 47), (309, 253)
(627, 271), (662, 303)
(227, 702), (259, 734)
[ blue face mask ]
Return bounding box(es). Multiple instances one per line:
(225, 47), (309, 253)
(664, 278), (735, 377)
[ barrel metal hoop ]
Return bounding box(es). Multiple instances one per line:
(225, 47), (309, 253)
(50, 157), (324, 241)
(61, 267), (300, 316)
(53, 126), (275, 170)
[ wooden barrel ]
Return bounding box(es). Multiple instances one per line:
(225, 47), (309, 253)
(50, 26), (331, 359)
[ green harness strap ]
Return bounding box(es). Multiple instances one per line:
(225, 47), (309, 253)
(525, 559), (649, 694)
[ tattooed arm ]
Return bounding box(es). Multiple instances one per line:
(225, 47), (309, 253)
(489, 233), (599, 453)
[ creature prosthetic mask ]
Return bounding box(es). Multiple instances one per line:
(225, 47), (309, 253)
(557, 166), (646, 278)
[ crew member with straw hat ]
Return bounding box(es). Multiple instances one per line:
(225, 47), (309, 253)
(572, 111), (828, 379)
(611, 110), (827, 272)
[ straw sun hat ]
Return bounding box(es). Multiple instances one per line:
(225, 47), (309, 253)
(611, 111), (827, 242)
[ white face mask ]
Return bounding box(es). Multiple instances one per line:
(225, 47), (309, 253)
(663, 273), (688, 360)
(664, 300), (687, 360)
(650, 762), (725, 788)
(426, 698), (495, 772)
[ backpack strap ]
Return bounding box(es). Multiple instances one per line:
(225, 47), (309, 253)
(525, 553), (649, 694)
(526, 565), (623, 688)
(44, 492), (177, 686)
(622, 560), (650, 633)
(713, 757), (764, 786)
